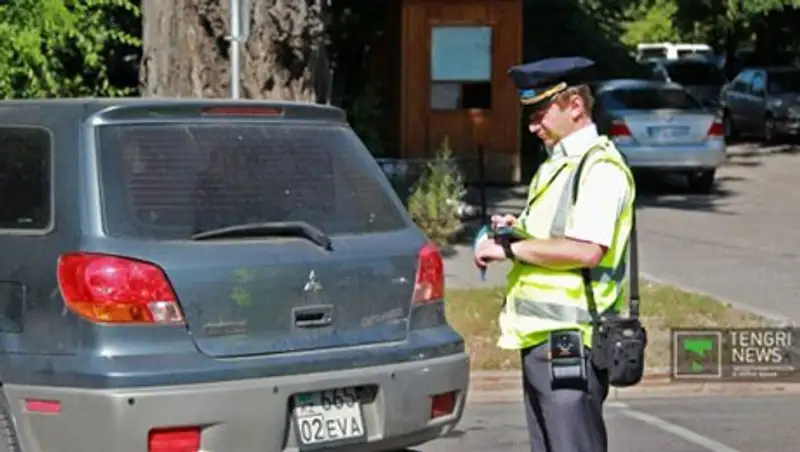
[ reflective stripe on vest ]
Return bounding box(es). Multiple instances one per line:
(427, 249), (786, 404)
(514, 298), (593, 323)
(512, 256), (627, 323)
(498, 136), (635, 350)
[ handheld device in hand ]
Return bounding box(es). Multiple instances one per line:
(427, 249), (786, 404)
(489, 224), (530, 243)
(549, 329), (587, 389)
(474, 225), (491, 281)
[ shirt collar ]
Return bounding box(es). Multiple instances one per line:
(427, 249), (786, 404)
(551, 124), (599, 158)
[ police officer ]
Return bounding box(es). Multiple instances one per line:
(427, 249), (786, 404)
(473, 57), (636, 452)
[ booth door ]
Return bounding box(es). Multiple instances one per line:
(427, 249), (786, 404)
(401, 0), (523, 184)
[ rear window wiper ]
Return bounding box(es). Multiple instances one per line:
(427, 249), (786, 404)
(191, 221), (332, 250)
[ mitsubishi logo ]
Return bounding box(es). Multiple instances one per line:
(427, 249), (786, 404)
(303, 270), (323, 293)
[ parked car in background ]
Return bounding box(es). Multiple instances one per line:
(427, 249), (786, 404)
(641, 58), (728, 108)
(720, 66), (800, 143)
(592, 79), (727, 193)
(635, 42), (715, 62)
(717, 49), (796, 80)
(0, 98), (469, 452)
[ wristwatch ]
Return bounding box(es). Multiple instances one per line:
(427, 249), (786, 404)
(499, 238), (516, 260)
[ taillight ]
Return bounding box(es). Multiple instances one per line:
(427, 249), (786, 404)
(430, 391), (457, 419)
(707, 119), (725, 137)
(609, 120), (632, 137)
(148, 427), (201, 452)
(412, 242), (445, 304)
(57, 253), (185, 324)
(24, 399), (61, 414)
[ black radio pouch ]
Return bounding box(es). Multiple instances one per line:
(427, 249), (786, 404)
(571, 148), (648, 388)
(549, 329), (588, 390)
(589, 308), (647, 386)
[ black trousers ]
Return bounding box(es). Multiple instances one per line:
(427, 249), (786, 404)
(521, 341), (610, 452)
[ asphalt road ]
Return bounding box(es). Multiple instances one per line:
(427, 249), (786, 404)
(416, 394), (799, 452)
(635, 141), (800, 323)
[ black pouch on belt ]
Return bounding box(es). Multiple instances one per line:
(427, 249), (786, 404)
(549, 329), (588, 390)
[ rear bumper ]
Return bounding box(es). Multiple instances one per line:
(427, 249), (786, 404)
(617, 140), (727, 170)
(3, 352), (470, 452)
(776, 117), (800, 135)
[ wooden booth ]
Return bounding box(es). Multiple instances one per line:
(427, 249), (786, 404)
(393, 0), (524, 184)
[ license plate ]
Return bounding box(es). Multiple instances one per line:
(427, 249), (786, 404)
(648, 126), (689, 139)
(293, 388), (366, 448)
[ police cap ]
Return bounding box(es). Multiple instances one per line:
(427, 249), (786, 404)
(507, 56), (595, 110)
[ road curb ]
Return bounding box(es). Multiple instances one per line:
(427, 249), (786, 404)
(467, 370), (800, 403)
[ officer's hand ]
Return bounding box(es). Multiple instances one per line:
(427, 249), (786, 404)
(491, 214), (517, 230)
(474, 239), (506, 268)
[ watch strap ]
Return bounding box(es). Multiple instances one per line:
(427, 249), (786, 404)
(500, 238), (515, 260)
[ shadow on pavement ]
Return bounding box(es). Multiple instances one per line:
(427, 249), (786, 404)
(724, 140), (800, 168)
(398, 428), (470, 451)
(452, 174), (739, 248)
(634, 173), (740, 215)
(444, 139), (800, 247)
(461, 172), (739, 219)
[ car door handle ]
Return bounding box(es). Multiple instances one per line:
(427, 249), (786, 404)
(293, 305), (333, 328)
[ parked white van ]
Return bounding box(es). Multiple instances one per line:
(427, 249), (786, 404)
(636, 43), (714, 61)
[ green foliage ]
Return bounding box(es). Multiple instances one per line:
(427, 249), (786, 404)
(739, 0), (800, 14)
(407, 138), (467, 248)
(0, 0), (140, 99)
(621, 0), (680, 46)
(524, 0), (643, 79)
(625, 0), (800, 55)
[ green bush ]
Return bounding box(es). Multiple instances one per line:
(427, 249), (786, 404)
(407, 137), (466, 248)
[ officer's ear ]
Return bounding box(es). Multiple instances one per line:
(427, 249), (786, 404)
(566, 89), (594, 121)
(565, 94), (585, 121)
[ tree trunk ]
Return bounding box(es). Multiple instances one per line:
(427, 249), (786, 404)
(139, 0), (330, 101)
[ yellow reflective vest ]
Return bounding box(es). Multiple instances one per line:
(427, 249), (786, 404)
(497, 135), (636, 350)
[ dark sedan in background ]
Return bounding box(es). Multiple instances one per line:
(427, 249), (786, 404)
(642, 57), (728, 109)
(720, 66), (800, 143)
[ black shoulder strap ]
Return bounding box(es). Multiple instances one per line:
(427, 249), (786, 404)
(572, 147), (640, 321)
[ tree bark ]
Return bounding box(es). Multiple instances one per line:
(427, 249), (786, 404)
(139, 0), (330, 101)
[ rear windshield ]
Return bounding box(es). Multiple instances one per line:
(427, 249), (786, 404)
(664, 62), (726, 86)
(600, 87), (703, 110)
(96, 123), (408, 240)
(768, 71), (800, 93)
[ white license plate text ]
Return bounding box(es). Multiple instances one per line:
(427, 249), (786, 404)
(293, 388), (365, 446)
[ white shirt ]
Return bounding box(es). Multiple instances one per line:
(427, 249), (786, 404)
(549, 124), (631, 248)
